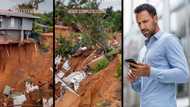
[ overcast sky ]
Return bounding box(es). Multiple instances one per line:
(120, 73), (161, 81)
(0, 0), (53, 12)
(0, 0), (120, 12)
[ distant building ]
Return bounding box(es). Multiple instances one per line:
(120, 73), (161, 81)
(0, 9), (39, 42)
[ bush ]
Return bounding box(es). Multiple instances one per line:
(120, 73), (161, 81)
(105, 48), (117, 60)
(55, 37), (73, 57)
(115, 62), (121, 79)
(91, 57), (109, 74)
(96, 100), (111, 107)
(40, 43), (49, 52)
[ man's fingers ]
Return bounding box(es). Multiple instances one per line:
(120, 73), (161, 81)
(127, 70), (138, 82)
(129, 62), (138, 68)
(130, 67), (138, 73)
(128, 71), (136, 79)
(137, 63), (144, 66)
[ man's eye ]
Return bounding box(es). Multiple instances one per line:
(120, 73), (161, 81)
(143, 20), (148, 23)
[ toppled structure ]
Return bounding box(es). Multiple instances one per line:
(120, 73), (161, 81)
(63, 71), (86, 91)
(55, 55), (121, 107)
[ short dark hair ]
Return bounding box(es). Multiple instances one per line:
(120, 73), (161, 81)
(134, 3), (157, 16)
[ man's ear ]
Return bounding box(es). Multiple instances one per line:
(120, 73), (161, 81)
(154, 16), (158, 23)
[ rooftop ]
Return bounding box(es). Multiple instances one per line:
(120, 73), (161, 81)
(0, 9), (39, 19)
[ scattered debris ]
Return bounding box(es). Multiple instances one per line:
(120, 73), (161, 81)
(72, 47), (88, 57)
(62, 59), (71, 71)
(63, 71), (86, 91)
(43, 97), (53, 107)
(57, 71), (65, 78)
(55, 74), (79, 96)
(12, 94), (26, 107)
(55, 55), (62, 65)
(25, 81), (39, 93)
(3, 85), (12, 96)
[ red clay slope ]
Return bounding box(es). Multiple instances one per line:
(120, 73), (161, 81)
(55, 54), (121, 107)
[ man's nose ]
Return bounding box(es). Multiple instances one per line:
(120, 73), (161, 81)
(140, 24), (145, 30)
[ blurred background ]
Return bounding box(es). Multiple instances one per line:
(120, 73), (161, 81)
(123, 0), (190, 107)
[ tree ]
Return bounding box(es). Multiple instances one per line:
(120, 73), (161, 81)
(17, 0), (44, 10)
(55, 0), (122, 53)
(29, 0), (45, 10)
(68, 0), (100, 9)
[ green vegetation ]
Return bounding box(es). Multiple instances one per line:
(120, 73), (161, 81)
(96, 100), (111, 107)
(55, 37), (73, 57)
(91, 57), (109, 74)
(55, 0), (121, 74)
(55, 0), (121, 53)
(34, 12), (53, 33)
(115, 62), (121, 79)
(105, 47), (117, 60)
(40, 43), (49, 52)
(17, 0), (45, 10)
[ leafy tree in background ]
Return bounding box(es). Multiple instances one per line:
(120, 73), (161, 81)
(55, 37), (73, 57)
(55, 0), (121, 54)
(29, 0), (45, 10)
(17, 0), (44, 10)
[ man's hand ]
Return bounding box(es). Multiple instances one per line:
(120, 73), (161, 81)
(127, 62), (151, 83)
(127, 69), (138, 83)
(130, 62), (151, 77)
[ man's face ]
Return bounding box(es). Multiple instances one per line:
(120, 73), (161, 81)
(135, 10), (157, 38)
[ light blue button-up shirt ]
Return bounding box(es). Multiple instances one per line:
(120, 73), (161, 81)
(131, 31), (190, 107)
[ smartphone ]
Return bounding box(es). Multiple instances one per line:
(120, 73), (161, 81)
(125, 59), (137, 64)
(125, 59), (137, 68)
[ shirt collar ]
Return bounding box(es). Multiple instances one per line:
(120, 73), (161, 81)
(145, 31), (163, 46)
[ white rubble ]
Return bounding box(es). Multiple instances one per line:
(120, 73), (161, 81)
(62, 59), (71, 71)
(25, 81), (39, 93)
(63, 71), (86, 91)
(12, 94), (26, 107)
(43, 97), (53, 107)
(55, 55), (62, 65)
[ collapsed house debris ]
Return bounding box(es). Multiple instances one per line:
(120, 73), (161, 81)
(55, 24), (121, 106)
(25, 81), (39, 93)
(62, 59), (71, 71)
(3, 85), (12, 96)
(12, 93), (27, 107)
(63, 71), (86, 91)
(55, 55), (62, 65)
(43, 97), (53, 107)
(55, 74), (79, 97)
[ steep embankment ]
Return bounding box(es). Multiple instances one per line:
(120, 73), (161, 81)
(0, 33), (53, 105)
(56, 55), (121, 107)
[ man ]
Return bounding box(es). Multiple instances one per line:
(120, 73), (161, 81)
(127, 3), (190, 107)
